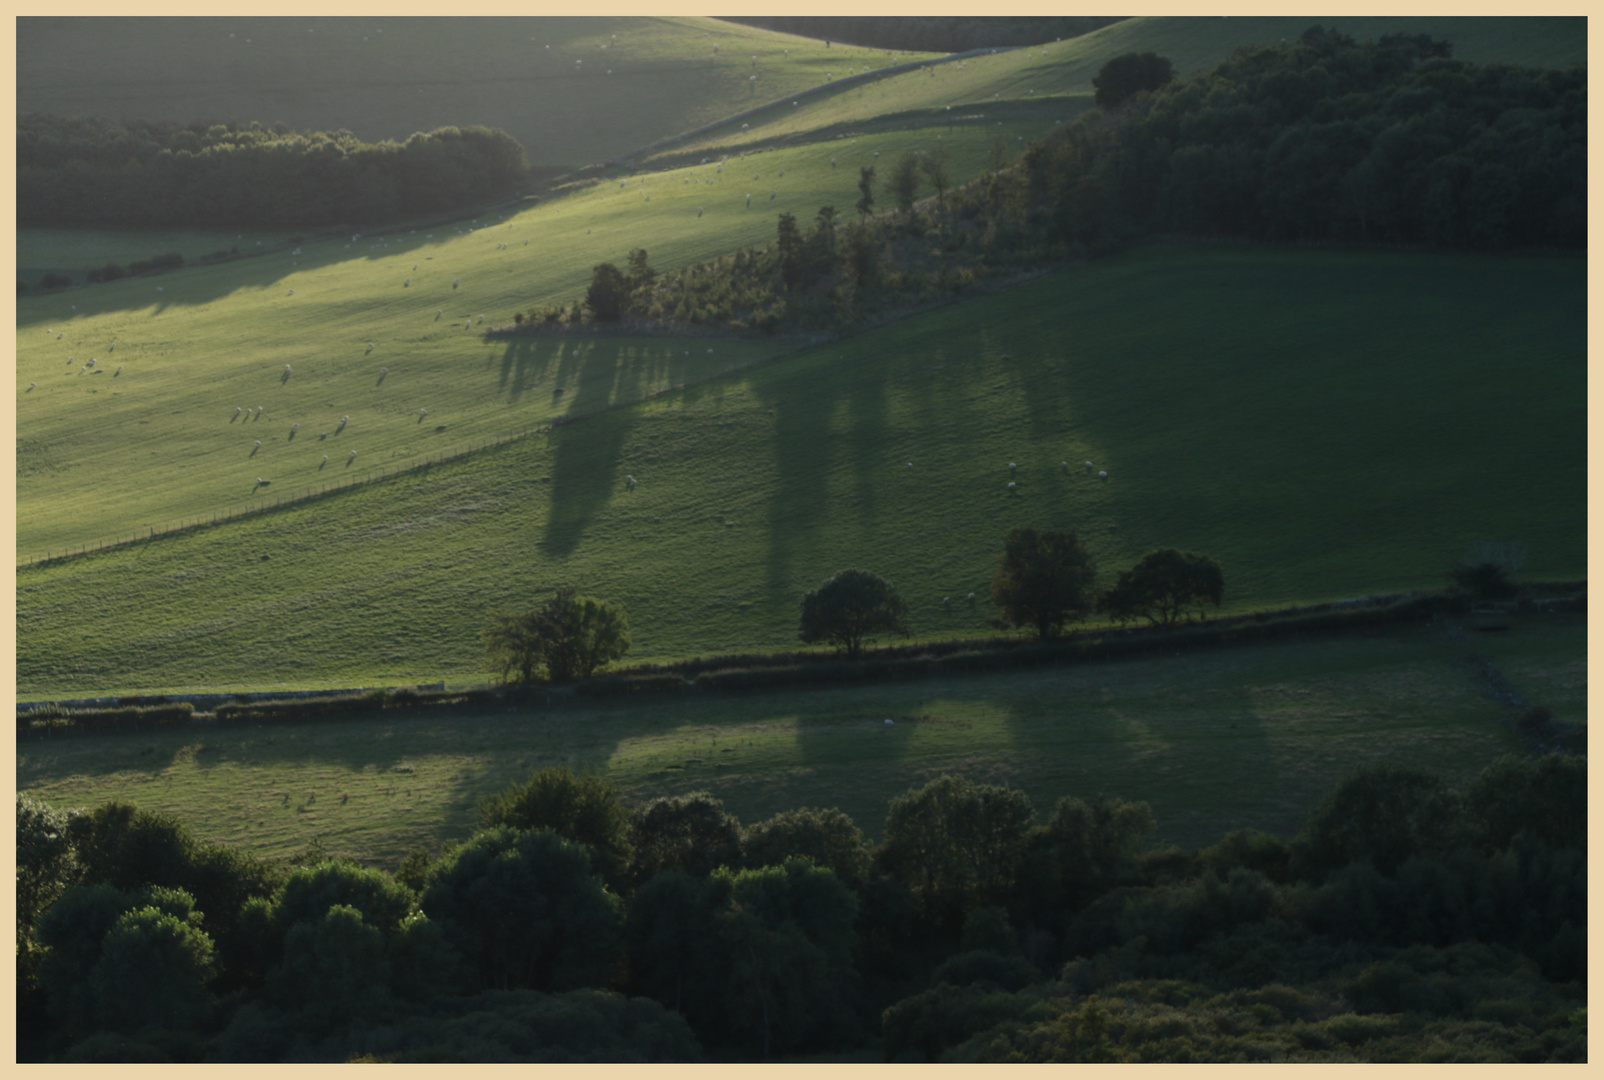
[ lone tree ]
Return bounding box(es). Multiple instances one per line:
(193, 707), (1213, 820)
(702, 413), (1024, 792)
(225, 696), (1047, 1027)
(484, 587), (631, 684)
(989, 528), (1097, 640)
(888, 150), (922, 217)
(585, 262), (629, 322)
(1092, 52), (1174, 108)
(1097, 548), (1224, 626)
(799, 569), (908, 658)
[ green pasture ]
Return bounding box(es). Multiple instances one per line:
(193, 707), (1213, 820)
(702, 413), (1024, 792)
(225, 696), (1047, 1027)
(16, 121), (1047, 558)
(17, 246), (1584, 697)
(16, 16), (931, 171)
(19, 611), (1573, 868)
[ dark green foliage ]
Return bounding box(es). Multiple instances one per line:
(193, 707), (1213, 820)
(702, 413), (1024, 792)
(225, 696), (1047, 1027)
(1098, 549), (1225, 626)
(17, 116), (530, 229)
(625, 248), (655, 297)
(265, 904), (394, 1028)
(422, 827), (623, 993)
(478, 767), (632, 889)
(1093, 52), (1176, 108)
(91, 906), (218, 1034)
(352, 988), (703, 1063)
(483, 588), (631, 684)
(1293, 766), (1463, 879)
(584, 263), (630, 323)
(1464, 753), (1585, 851)
(622, 869), (730, 1025)
(625, 791), (743, 887)
(1017, 795), (1155, 918)
(989, 528), (1098, 640)
(889, 150), (923, 216)
(743, 805), (871, 889)
(273, 859), (418, 937)
(798, 568), (910, 658)
(1198, 828), (1293, 884)
(855, 164), (877, 222)
(16, 796), (81, 971)
(882, 981), (1039, 1062)
(716, 858), (863, 1056)
(878, 774), (1038, 928)
(930, 949), (1041, 992)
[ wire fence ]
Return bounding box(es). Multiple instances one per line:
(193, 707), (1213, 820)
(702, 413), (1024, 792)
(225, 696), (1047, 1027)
(18, 423), (553, 569)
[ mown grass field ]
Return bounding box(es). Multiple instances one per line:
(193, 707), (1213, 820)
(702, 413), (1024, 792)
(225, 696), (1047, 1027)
(18, 611), (1578, 868)
(17, 246), (1585, 696)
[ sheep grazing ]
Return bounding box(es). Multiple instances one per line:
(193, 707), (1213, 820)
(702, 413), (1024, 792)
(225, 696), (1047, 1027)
(254, 440), (262, 447)
(56, 333), (62, 340)
(291, 423), (299, 430)
(1084, 461), (1094, 472)
(884, 718), (894, 726)
(380, 367), (388, 374)
(366, 343), (375, 353)
(907, 461), (913, 468)
(968, 592), (976, 600)
(256, 477), (270, 486)
(287, 289), (295, 295)
(746, 194), (752, 206)
(453, 278), (460, 288)
(235, 407), (243, 415)
(339, 416), (349, 425)
(1099, 471), (1108, 480)
(1007, 481), (1017, 490)
(420, 408), (428, 416)
(85, 359), (95, 368)
(28, 382), (35, 389)
(413, 264), (418, 271)
(404, 278), (410, 286)
(285, 364), (292, 373)
(114, 365), (122, 374)
(697, 207), (704, 217)
(349, 450), (357, 458)
(625, 475), (637, 488)
(1008, 462), (1016, 471)
(322, 454), (329, 463)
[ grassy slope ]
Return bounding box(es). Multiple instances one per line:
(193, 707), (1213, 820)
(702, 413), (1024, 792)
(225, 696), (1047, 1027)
(21, 612), (1578, 865)
(15, 16), (933, 170)
(17, 246), (1585, 696)
(16, 118), (1055, 558)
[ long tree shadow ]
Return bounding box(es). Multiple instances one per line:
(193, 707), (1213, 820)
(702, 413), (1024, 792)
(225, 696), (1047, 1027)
(540, 341), (632, 557)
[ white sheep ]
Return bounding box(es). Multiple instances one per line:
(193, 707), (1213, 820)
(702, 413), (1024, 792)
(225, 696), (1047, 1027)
(349, 450), (357, 458)
(1084, 460), (1094, 472)
(1008, 462), (1016, 471)
(968, 592), (976, 600)
(235, 407), (243, 415)
(1099, 471), (1108, 480)
(254, 440), (262, 447)
(285, 364), (292, 373)
(339, 416), (349, 425)
(381, 367), (388, 374)
(404, 278), (410, 286)
(115, 365), (122, 374)
(626, 475), (637, 488)
(1007, 481), (1016, 490)
(884, 718), (894, 726)
(287, 289), (294, 295)
(420, 408), (428, 416)
(29, 381), (35, 388)
(322, 454), (329, 463)
(453, 277), (460, 287)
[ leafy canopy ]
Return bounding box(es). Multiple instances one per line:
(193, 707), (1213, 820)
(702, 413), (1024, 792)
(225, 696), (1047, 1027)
(1098, 548), (1224, 626)
(484, 588), (631, 684)
(799, 569), (909, 658)
(989, 528), (1097, 640)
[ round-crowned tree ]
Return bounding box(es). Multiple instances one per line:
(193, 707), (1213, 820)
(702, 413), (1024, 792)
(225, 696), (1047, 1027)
(483, 588), (631, 685)
(989, 528), (1096, 640)
(1092, 52), (1174, 108)
(799, 569), (909, 658)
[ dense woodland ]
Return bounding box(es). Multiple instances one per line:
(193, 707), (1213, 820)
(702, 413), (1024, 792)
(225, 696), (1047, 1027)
(15, 753), (1584, 1062)
(532, 30), (1584, 335)
(16, 117), (530, 230)
(724, 17), (1126, 54)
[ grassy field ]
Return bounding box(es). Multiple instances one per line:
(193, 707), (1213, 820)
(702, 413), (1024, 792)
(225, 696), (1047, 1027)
(17, 246), (1585, 696)
(16, 116), (1057, 558)
(16, 17), (931, 171)
(18, 611), (1576, 868)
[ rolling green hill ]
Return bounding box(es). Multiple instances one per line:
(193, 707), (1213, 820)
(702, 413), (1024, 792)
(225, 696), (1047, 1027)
(15, 15), (1587, 698)
(17, 246), (1584, 696)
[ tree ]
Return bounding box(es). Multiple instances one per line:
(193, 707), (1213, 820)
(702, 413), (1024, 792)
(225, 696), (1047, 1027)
(743, 807), (872, 890)
(774, 212), (805, 290)
(1097, 548), (1224, 626)
(1292, 766), (1464, 880)
(877, 775), (1038, 928)
(1092, 52), (1174, 108)
(988, 528), (1097, 640)
(799, 569), (909, 658)
(483, 588), (631, 684)
(422, 827), (624, 992)
(888, 150), (922, 216)
(584, 262), (629, 322)
(855, 164), (877, 224)
(478, 767), (633, 890)
(625, 791), (744, 887)
(625, 248), (655, 298)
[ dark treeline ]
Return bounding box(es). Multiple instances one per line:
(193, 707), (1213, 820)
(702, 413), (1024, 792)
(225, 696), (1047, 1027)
(17, 116), (530, 230)
(723, 17), (1127, 53)
(17, 752), (1585, 1061)
(530, 29), (1584, 337)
